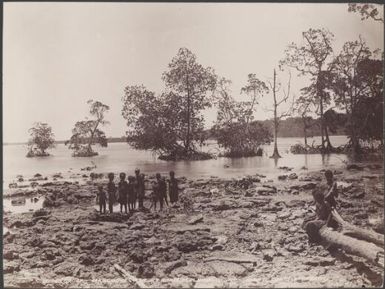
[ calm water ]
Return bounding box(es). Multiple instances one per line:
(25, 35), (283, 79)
(3, 136), (349, 189)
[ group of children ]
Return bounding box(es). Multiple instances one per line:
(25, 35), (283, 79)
(96, 169), (179, 214)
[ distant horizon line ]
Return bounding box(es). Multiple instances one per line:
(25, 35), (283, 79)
(4, 134), (348, 146)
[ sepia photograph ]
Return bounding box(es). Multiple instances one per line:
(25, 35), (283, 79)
(2, 1), (384, 288)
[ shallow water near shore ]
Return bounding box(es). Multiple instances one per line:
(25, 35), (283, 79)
(3, 136), (349, 189)
(3, 196), (45, 214)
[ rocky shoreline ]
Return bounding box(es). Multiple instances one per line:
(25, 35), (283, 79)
(3, 162), (384, 288)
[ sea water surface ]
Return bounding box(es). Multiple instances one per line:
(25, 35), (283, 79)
(3, 136), (349, 188)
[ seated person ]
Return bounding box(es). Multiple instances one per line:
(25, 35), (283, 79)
(303, 190), (337, 244)
(324, 170), (338, 208)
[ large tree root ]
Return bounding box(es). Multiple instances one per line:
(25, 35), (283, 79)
(332, 209), (384, 247)
(114, 264), (147, 288)
(319, 227), (384, 268)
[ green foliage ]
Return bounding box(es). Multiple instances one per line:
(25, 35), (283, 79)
(27, 122), (55, 157)
(66, 100), (109, 157)
(122, 48), (217, 160)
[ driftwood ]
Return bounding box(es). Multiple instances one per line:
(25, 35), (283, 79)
(332, 209), (384, 247)
(205, 253), (259, 264)
(114, 264), (147, 288)
(319, 227), (384, 268)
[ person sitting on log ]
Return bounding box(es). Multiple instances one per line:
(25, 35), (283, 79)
(303, 190), (338, 244)
(324, 170), (338, 208)
(107, 173), (116, 213)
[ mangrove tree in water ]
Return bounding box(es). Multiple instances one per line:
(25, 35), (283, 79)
(122, 48), (217, 161)
(212, 77), (272, 157)
(66, 100), (109, 157)
(26, 122), (55, 157)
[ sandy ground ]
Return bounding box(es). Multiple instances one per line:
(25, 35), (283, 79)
(2, 162), (384, 288)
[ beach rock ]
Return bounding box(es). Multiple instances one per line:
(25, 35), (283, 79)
(3, 251), (19, 260)
(11, 198), (26, 206)
(285, 244), (305, 253)
(352, 192), (365, 199)
(138, 263), (155, 278)
(278, 166), (293, 171)
(79, 254), (94, 266)
(164, 259), (187, 274)
(305, 257), (335, 266)
(263, 249), (275, 261)
(79, 241), (96, 250)
(253, 186), (276, 196)
(194, 277), (224, 288)
(278, 175), (288, 181)
(288, 173), (298, 180)
(208, 260), (248, 276)
(291, 183), (317, 190)
(347, 164), (364, 171)
(9, 182), (18, 189)
(130, 223), (145, 230)
(3, 261), (20, 274)
(188, 214), (204, 225)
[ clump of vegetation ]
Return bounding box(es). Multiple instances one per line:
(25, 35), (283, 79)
(66, 100), (110, 157)
(212, 77), (272, 158)
(122, 48), (217, 161)
(26, 122), (55, 157)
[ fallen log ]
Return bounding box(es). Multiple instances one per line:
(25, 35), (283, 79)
(319, 226), (384, 268)
(114, 264), (147, 288)
(204, 252), (259, 264)
(332, 209), (384, 247)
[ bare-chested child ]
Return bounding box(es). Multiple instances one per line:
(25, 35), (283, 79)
(97, 185), (107, 214)
(149, 180), (159, 211)
(107, 173), (116, 213)
(135, 169), (145, 210)
(118, 173), (129, 214)
(156, 173), (168, 210)
(168, 171), (179, 204)
(303, 190), (336, 243)
(128, 176), (136, 212)
(324, 170), (338, 208)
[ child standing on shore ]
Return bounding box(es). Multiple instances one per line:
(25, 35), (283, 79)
(97, 185), (107, 214)
(118, 173), (129, 214)
(149, 180), (159, 211)
(156, 173), (168, 210)
(107, 173), (116, 213)
(168, 171), (179, 204)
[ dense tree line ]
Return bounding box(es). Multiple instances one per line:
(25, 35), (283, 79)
(26, 5), (383, 160)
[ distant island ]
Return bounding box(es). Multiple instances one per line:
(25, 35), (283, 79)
(4, 116), (346, 146)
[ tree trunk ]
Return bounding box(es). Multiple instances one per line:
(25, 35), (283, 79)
(303, 118), (308, 147)
(186, 84), (191, 156)
(271, 69), (281, 158)
(324, 125), (333, 151)
(332, 210), (384, 247)
(319, 226), (384, 268)
(114, 264), (146, 288)
(319, 95), (325, 152)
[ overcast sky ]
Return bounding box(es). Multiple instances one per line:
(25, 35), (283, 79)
(3, 2), (383, 143)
